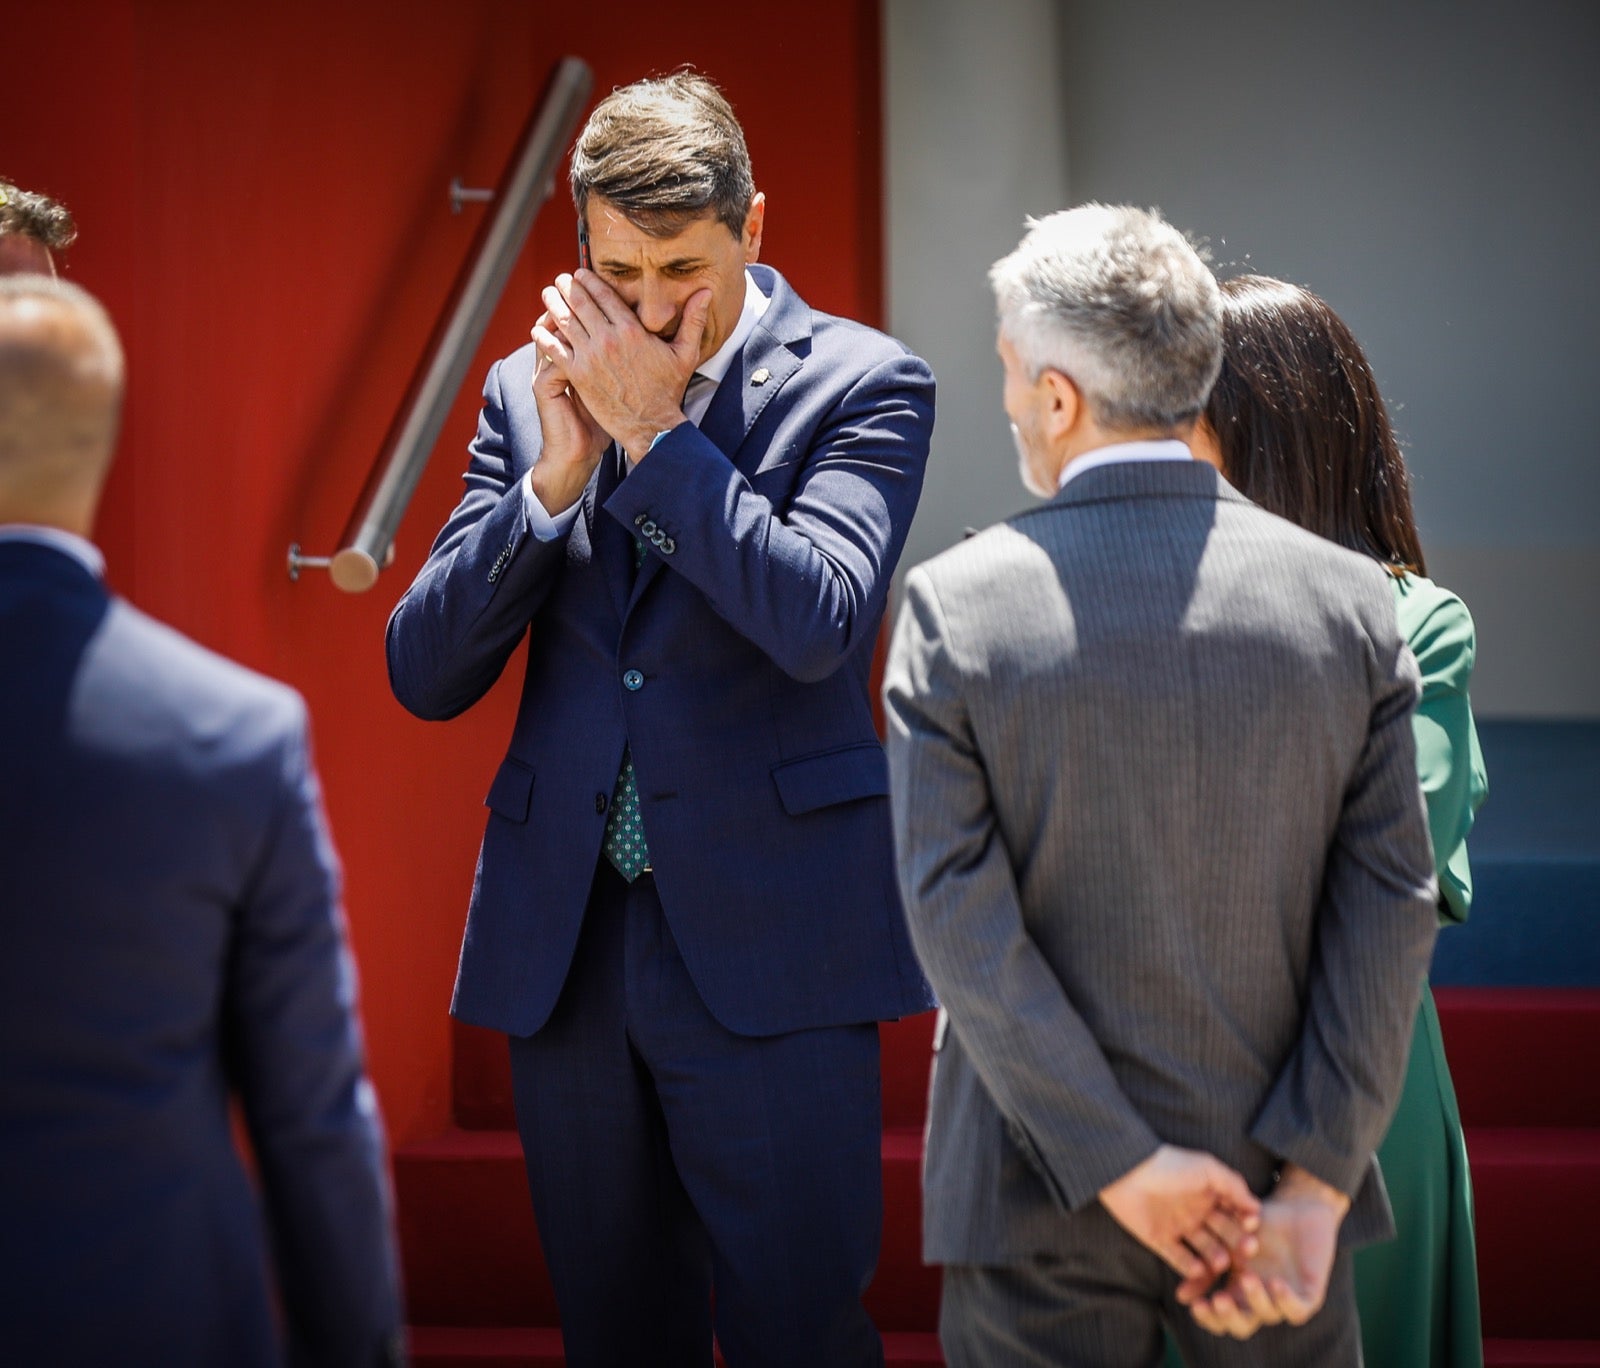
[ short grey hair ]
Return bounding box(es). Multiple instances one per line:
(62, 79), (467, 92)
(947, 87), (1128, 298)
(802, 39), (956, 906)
(990, 204), (1222, 431)
(570, 72), (755, 238)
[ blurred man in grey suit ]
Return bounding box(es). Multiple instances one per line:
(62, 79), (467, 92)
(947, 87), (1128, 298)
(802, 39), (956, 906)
(884, 205), (1439, 1365)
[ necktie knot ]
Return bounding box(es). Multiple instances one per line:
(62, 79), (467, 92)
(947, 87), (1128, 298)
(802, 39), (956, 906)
(682, 371), (717, 417)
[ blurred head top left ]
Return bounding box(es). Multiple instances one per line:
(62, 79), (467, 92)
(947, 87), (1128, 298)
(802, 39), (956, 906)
(0, 179), (77, 277)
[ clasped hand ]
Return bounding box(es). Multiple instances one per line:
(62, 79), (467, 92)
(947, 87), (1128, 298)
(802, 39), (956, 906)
(1098, 1148), (1345, 1341)
(1180, 1163), (1347, 1340)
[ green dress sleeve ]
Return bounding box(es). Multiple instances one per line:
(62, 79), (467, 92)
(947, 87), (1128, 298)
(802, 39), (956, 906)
(1393, 574), (1489, 922)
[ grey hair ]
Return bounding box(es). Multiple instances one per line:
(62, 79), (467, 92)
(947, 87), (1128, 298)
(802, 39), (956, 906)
(570, 71), (755, 238)
(990, 204), (1222, 431)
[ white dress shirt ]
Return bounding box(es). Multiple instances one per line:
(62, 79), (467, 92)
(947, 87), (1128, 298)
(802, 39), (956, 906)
(1058, 438), (1195, 490)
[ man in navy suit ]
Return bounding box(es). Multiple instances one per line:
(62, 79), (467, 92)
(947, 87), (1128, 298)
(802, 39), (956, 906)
(0, 276), (403, 1366)
(387, 72), (935, 1367)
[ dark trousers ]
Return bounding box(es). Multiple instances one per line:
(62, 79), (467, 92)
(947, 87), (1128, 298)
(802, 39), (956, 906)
(507, 862), (886, 1368)
(940, 1203), (1360, 1368)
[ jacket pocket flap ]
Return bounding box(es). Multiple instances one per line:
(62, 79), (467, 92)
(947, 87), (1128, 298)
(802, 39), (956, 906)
(485, 757), (535, 822)
(771, 742), (889, 815)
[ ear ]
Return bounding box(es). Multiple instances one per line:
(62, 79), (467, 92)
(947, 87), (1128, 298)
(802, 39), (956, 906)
(742, 193), (766, 264)
(1039, 368), (1082, 442)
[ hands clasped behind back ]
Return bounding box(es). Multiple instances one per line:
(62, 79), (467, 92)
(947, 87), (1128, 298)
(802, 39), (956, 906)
(530, 268), (712, 508)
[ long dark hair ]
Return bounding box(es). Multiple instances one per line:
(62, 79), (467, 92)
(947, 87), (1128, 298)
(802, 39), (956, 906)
(1206, 275), (1425, 576)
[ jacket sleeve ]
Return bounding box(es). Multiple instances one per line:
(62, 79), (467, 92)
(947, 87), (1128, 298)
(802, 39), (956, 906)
(1249, 612), (1440, 1197)
(885, 566), (1161, 1211)
(385, 356), (568, 721)
(603, 350), (934, 682)
(224, 702), (404, 1367)
(1408, 587), (1488, 922)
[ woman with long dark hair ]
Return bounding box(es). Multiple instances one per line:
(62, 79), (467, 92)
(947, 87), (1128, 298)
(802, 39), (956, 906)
(1192, 275), (1487, 1366)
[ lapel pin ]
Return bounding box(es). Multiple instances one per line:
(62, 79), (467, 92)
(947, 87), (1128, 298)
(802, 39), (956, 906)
(751, 368), (770, 386)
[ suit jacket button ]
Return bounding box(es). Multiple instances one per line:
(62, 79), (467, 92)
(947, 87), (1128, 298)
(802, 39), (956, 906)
(594, 792), (608, 813)
(660, 537), (676, 555)
(623, 669), (644, 691)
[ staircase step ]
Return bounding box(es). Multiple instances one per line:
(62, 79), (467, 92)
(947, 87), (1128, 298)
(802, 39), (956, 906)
(396, 1127), (937, 1331)
(451, 1020), (515, 1131)
(1431, 722), (1600, 989)
(1436, 990), (1600, 1127)
(1484, 1342), (1600, 1367)
(401, 1120), (1600, 1339)
(395, 1129), (557, 1326)
(409, 1326), (565, 1367)
(450, 1013), (938, 1132)
(881, 1012), (937, 1130)
(1469, 1127), (1600, 1339)
(409, 1327), (946, 1367)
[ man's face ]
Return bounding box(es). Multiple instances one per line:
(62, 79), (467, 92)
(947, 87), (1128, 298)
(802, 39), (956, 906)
(998, 330), (1056, 498)
(0, 234), (56, 278)
(584, 193), (765, 368)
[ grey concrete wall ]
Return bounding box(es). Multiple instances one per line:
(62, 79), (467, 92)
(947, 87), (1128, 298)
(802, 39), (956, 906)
(885, 0), (1068, 571)
(884, 0), (1600, 717)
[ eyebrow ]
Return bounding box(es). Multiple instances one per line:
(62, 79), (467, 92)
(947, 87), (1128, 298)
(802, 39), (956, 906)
(596, 254), (706, 272)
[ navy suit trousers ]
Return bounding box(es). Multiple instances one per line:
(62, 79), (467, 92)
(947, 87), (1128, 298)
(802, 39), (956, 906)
(508, 862), (886, 1368)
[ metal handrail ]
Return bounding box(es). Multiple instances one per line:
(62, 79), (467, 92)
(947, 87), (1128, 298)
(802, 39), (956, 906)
(290, 55), (593, 592)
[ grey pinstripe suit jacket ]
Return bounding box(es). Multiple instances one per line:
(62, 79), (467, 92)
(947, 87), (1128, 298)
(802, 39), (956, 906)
(884, 459), (1438, 1265)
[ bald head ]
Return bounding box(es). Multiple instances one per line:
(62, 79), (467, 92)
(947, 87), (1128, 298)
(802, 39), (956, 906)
(0, 276), (125, 536)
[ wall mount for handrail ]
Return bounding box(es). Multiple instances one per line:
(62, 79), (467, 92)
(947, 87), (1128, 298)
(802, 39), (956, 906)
(289, 55), (593, 593)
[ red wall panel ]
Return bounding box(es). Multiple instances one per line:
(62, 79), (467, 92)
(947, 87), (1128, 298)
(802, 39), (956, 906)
(8, 0), (885, 1143)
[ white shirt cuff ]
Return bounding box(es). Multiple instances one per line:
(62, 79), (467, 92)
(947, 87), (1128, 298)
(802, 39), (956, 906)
(523, 469), (582, 541)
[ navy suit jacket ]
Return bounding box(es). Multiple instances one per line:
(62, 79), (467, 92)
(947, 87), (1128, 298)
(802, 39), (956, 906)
(387, 266), (937, 1037)
(0, 542), (402, 1367)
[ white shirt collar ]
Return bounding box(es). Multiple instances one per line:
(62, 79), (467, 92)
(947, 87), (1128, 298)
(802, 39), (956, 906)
(0, 523), (105, 577)
(1059, 439), (1195, 490)
(688, 269), (772, 407)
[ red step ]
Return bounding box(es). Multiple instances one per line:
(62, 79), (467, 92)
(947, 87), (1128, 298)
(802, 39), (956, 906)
(1436, 990), (1600, 1128)
(1484, 1342), (1600, 1367)
(416, 992), (1600, 1359)
(409, 1327), (565, 1367)
(408, 1327), (945, 1367)
(1469, 1127), (1600, 1340)
(396, 1129), (557, 1327)
(395, 1126), (938, 1332)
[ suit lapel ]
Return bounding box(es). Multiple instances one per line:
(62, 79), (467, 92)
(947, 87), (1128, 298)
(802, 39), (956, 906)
(701, 326), (803, 481)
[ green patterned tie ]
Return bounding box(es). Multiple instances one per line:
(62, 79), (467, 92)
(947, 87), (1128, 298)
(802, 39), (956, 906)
(602, 747), (650, 881)
(603, 537), (653, 880)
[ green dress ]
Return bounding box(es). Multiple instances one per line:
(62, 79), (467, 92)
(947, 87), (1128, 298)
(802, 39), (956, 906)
(1163, 573), (1488, 1366)
(1352, 573), (1487, 1368)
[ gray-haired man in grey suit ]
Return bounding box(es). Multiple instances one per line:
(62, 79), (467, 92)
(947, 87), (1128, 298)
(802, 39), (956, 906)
(884, 205), (1439, 1365)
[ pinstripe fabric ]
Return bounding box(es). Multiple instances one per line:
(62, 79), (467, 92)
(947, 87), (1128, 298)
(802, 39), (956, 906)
(884, 461), (1437, 1330)
(940, 1238), (1359, 1367)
